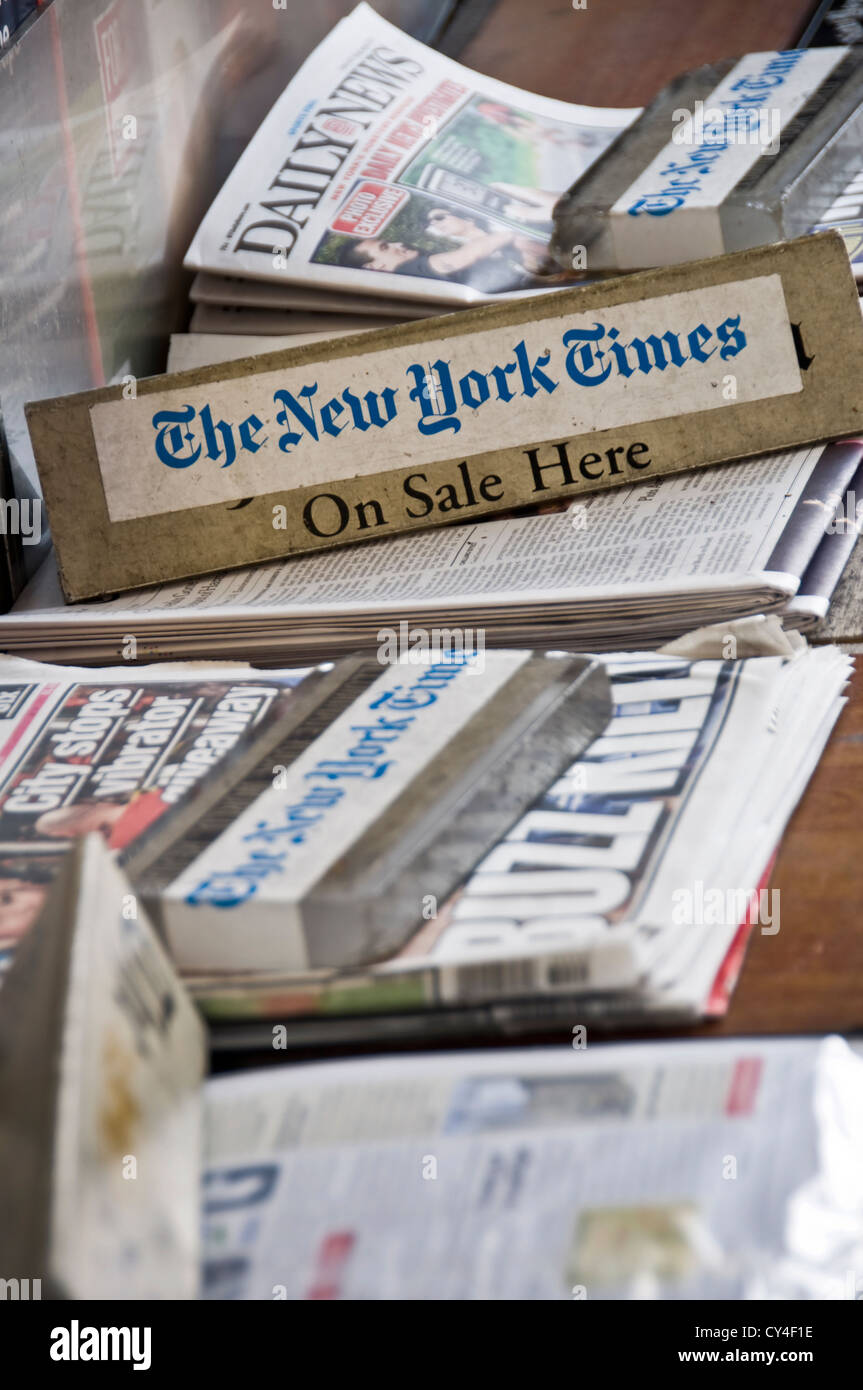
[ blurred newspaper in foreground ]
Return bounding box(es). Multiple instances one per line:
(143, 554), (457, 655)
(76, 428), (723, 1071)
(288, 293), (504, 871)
(202, 1035), (863, 1300)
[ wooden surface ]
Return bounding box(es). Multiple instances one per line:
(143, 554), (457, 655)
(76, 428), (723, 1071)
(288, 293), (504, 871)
(462, 0), (862, 1043)
(700, 658), (863, 1036)
(460, 0), (815, 106)
(812, 544), (863, 644)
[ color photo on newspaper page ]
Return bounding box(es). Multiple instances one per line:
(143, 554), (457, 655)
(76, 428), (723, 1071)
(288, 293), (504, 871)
(0, 665), (312, 966)
(311, 181), (567, 295)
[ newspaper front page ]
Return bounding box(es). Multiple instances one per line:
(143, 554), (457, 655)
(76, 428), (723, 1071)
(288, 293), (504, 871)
(184, 3), (638, 305)
(0, 661), (312, 972)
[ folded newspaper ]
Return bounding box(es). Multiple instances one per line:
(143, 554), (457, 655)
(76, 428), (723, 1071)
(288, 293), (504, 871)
(201, 1035), (863, 1300)
(185, 20), (863, 342)
(188, 272), (435, 318)
(193, 643), (852, 1047)
(5, 442), (861, 665)
(184, 2), (638, 308)
(0, 835), (205, 1299)
(0, 643), (845, 1046)
(0, 651), (610, 982)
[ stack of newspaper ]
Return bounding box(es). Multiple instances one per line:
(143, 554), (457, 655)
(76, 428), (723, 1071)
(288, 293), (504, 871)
(178, 1), (863, 359)
(5, 441), (862, 665)
(0, 644), (849, 1044)
(154, 5), (863, 657)
(7, 3), (863, 1319)
(7, 821), (862, 1302)
(8, 848), (862, 1301)
(181, 3), (638, 334)
(191, 644), (851, 1047)
(10, 7), (860, 659)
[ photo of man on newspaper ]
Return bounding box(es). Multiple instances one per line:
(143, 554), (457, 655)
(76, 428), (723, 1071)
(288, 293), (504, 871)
(314, 182), (567, 294)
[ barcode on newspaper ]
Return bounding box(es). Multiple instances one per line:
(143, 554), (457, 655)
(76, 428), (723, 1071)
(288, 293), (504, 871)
(452, 956), (590, 1000)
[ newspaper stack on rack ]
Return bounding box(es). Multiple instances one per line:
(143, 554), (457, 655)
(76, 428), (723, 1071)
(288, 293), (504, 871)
(184, 643), (851, 1047)
(0, 644), (849, 1045)
(0, 650), (610, 986)
(182, 3), (638, 334)
(5, 441), (862, 665)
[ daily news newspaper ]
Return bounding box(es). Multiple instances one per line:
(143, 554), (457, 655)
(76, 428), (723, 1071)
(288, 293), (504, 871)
(184, 3), (638, 305)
